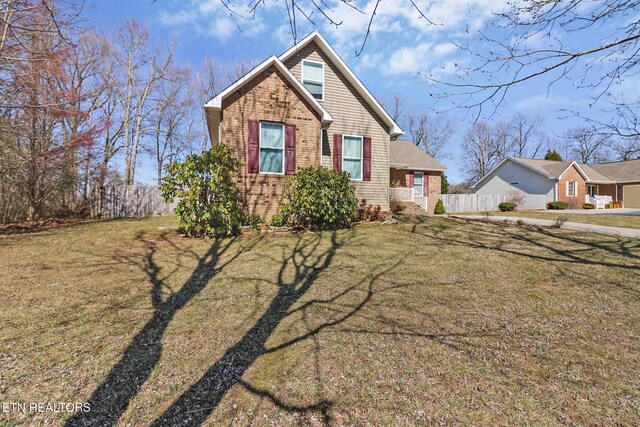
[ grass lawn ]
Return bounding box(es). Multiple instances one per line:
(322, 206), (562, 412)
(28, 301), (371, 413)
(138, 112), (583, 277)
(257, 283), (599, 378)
(1, 215), (639, 425)
(455, 210), (640, 230)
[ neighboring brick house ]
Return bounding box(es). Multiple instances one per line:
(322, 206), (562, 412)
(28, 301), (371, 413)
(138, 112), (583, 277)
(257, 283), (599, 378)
(389, 140), (446, 213)
(204, 31), (405, 219)
(473, 157), (640, 209)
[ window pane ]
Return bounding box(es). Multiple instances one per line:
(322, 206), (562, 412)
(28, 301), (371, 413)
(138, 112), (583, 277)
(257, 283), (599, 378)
(343, 159), (361, 180)
(303, 61), (323, 82)
(260, 148), (283, 173)
(343, 136), (362, 158)
(261, 123), (283, 148)
(414, 173), (423, 195)
(304, 81), (323, 100)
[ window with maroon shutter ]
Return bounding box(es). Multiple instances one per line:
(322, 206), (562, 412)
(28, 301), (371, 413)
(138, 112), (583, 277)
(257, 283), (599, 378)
(333, 134), (342, 171)
(247, 120), (259, 173)
(285, 124), (296, 175)
(363, 137), (371, 181)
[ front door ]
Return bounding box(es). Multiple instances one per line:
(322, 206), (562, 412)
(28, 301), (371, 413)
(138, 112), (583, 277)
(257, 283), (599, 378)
(414, 172), (424, 196)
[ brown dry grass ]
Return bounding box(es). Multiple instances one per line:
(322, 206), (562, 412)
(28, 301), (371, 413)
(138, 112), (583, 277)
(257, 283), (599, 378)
(1, 215), (639, 426)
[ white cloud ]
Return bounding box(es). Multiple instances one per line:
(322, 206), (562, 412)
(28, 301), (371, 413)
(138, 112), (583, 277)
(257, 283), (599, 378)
(383, 41), (460, 76)
(156, 0), (266, 43)
(207, 17), (236, 43)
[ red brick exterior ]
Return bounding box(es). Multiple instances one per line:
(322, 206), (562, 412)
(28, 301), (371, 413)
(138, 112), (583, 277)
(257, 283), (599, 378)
(221, 66), (322, 220)
(558, 165), (586, 208)
(390, 168), (442, 214)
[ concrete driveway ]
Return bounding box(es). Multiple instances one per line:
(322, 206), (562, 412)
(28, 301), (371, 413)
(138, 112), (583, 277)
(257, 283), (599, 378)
(454, 215), (640, 239)
(535, 208), (640, 216)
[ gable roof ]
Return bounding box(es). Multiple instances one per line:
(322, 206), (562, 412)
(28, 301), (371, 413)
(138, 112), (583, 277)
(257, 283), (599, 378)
(279, 31), (404, 138)
(390, 140), (446, 171)
(590, 159), (640, 182)
(474, 156), (640, 188)
(510, 157), (572, 178)
(204, 55), (333, 124)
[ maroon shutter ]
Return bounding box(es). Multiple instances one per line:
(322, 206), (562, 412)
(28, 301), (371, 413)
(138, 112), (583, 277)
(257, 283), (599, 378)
(247, 120), (259, 173)
(285, 124), (296, 175)
(363, 137), (371, 181)
(424, 173), (428, 193)
(409, 172), (414, 188)
(333, 134), (342, 171)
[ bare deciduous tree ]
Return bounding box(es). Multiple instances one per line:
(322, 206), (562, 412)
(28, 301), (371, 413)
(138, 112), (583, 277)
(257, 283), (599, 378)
(564, 127), (610, 164)
(407, 112), (454, 160)
(461, 122), (511, 182)
(146, 64), (193, 184)
(510, 113), (543, 158)
(111, 19), (173, 185)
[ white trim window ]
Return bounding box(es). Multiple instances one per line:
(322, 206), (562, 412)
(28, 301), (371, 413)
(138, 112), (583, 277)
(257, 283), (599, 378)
(342, 135), (363, 180)
(259, 122), (284, 174)
(568, 180), (576, 197)
(302, 60), (324, 101)
(414, 172), (424, 196)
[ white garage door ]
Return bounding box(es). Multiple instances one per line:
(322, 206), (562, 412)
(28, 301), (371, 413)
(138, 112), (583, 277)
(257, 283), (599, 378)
(624, 185), (640, 208)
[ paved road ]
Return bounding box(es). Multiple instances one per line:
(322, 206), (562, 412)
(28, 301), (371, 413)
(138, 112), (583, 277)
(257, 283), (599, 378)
(452, 215), (640, 239)
(533, 208), (640, 216)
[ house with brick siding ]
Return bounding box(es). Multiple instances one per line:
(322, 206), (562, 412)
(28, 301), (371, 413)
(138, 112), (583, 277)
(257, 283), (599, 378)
(389, 140), (446, 214)
(472, 157), (640, 209)
(204, 31), (409, 219)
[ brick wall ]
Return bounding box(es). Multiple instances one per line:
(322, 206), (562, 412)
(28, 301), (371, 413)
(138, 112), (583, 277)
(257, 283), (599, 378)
(558, 165), (586, 208)
(221, 66), (322, 220)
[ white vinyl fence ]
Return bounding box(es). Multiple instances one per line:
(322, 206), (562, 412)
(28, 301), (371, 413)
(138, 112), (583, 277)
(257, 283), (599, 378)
(93, 185), (177, 218)
(440, 193), (508, 212)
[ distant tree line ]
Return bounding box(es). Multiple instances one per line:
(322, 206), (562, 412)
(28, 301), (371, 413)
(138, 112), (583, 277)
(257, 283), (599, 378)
(0, 1), (247, 223)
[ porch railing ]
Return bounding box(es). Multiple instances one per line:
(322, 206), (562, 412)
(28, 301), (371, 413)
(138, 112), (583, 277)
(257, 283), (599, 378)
(390, 187), (428, 211)
(585, 194), (612, 209)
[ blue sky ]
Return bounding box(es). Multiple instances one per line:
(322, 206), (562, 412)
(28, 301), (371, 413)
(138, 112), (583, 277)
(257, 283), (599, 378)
(83, 0), (624, 184)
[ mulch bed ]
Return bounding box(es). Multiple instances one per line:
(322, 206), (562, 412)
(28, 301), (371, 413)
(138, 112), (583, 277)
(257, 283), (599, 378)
(0, 216), (89, 236)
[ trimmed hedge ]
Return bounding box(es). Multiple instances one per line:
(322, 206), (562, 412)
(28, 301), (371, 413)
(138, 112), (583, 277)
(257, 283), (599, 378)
(498, 202), (516, 212)
(547, 201), (569, 210)
(583, 203), (595, 209)
(434, 199), (446, 215)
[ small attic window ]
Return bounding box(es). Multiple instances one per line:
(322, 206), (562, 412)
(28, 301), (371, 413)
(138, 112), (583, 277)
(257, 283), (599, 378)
(302, 60), (324, 101)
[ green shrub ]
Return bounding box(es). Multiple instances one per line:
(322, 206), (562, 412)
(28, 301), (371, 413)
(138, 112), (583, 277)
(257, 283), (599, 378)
(270, 214), (286, 227)
(161, 144), (244, 237)
(498, 202), (516, 212)
(281, 166), (357, 229)
(243, 213), (262, 230)
(547, 201), (569, 210)
(434, 199), (446, 215)
(583, 203), (595, 209)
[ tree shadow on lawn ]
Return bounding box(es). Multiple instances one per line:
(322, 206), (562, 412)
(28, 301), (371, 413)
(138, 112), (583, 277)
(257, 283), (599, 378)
(68, 224), (509, 426)
(66, 232), (259, 426)
(150, 231), (360, 426)
(411, 216), (640, 265)
(407, 216), (640, 292)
